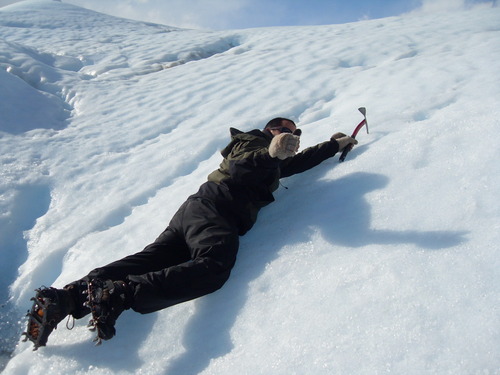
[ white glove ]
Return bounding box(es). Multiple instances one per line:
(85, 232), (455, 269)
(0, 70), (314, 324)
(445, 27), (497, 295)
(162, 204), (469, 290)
(269, 133), (300, 160)
(331, 132), (346, 140)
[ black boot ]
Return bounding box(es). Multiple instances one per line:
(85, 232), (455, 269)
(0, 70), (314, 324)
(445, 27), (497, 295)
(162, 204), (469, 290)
(86, 278), (133, 344)
(22, 286), (77, 350)
(64, 279), (91, 319)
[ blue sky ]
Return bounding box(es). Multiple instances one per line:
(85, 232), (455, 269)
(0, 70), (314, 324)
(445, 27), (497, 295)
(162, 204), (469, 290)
(1, 0), (496, 29)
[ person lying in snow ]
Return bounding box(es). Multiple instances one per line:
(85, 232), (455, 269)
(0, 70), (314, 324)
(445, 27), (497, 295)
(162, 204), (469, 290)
(23, 117), (357, 349)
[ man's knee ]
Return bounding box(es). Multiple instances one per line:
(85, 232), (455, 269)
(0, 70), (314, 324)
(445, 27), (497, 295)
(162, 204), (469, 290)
(193, 256), (233, 292)
(205, 268), (232, 294)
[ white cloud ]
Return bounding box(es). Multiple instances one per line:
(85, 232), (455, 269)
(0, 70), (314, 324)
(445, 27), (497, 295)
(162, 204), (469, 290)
(414, 0), (495, 13)
(420, 0), (466, 12)
(62, 0), (251, 29)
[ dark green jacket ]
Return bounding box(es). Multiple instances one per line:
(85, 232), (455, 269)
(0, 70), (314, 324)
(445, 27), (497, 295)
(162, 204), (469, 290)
(193, 128), (340, 235)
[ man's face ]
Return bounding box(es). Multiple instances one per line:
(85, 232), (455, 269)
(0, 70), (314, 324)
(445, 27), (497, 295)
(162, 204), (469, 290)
(269, 120), (297, 137)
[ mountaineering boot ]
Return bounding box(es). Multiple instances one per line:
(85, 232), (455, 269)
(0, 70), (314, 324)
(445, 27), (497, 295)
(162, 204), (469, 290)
(85, 278), (133, 344)
(63, 279), (92, 318)
(22, 286), (77, 350)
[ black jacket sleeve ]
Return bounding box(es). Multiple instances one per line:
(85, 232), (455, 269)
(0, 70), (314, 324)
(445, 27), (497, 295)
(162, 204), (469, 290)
(279, 140), (339, 178)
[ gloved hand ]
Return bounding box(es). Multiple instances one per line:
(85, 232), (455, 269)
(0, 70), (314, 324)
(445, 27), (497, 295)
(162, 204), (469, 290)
(269, 133), (300, 160)
(331, 132), (346, 140)
(331, 132), (358, 151)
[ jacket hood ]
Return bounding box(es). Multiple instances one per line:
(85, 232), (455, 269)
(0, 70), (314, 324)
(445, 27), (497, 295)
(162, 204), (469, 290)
(221, 128), (271, 157)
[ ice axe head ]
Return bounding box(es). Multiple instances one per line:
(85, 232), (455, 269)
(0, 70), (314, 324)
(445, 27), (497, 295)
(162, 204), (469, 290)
(358, 107), (369, 134)
(339, 107), (369, 162)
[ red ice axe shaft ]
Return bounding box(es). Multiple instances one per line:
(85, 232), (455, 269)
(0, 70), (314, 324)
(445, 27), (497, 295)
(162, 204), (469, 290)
(339, 107), (369, 162)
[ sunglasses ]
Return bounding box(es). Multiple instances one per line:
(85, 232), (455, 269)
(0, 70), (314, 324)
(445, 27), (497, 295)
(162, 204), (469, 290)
(270, 127), (302, 136)
(269, 127), (292, 133)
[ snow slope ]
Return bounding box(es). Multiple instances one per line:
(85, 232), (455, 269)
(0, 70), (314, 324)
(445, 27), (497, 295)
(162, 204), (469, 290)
(1, 1), (499, 374)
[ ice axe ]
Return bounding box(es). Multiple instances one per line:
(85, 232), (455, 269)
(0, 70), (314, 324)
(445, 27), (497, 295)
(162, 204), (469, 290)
(339, 107), (368, 162)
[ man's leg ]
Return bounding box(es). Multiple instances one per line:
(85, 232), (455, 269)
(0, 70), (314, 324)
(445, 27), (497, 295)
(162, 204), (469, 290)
(24, 202), (195, 347)
(61, 225), (190, 316)
(127, 197), (240, 314)
(85, 227), (191, 281)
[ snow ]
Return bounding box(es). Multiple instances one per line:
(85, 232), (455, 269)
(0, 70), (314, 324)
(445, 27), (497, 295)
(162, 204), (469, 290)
(1, 0), (499, 374)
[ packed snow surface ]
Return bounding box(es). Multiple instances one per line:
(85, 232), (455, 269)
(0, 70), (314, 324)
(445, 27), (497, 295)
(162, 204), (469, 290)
(1, 1), (499, 374)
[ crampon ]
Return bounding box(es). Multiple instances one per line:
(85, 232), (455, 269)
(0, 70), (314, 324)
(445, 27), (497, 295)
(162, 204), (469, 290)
(22, 287), (71, 350)
(85, 279), (127, 345)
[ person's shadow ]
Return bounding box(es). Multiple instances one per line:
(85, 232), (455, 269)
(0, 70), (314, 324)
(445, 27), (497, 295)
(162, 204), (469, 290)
(291, 171), (468, 250)
(165, 171), (468, 374)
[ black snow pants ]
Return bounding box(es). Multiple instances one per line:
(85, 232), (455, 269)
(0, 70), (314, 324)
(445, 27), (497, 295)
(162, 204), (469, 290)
(74, 196), (240, 315)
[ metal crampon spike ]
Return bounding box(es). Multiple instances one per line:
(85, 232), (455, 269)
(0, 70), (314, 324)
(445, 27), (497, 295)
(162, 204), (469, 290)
(87, 319), (96, 331)
(93, 335), (102, 346)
